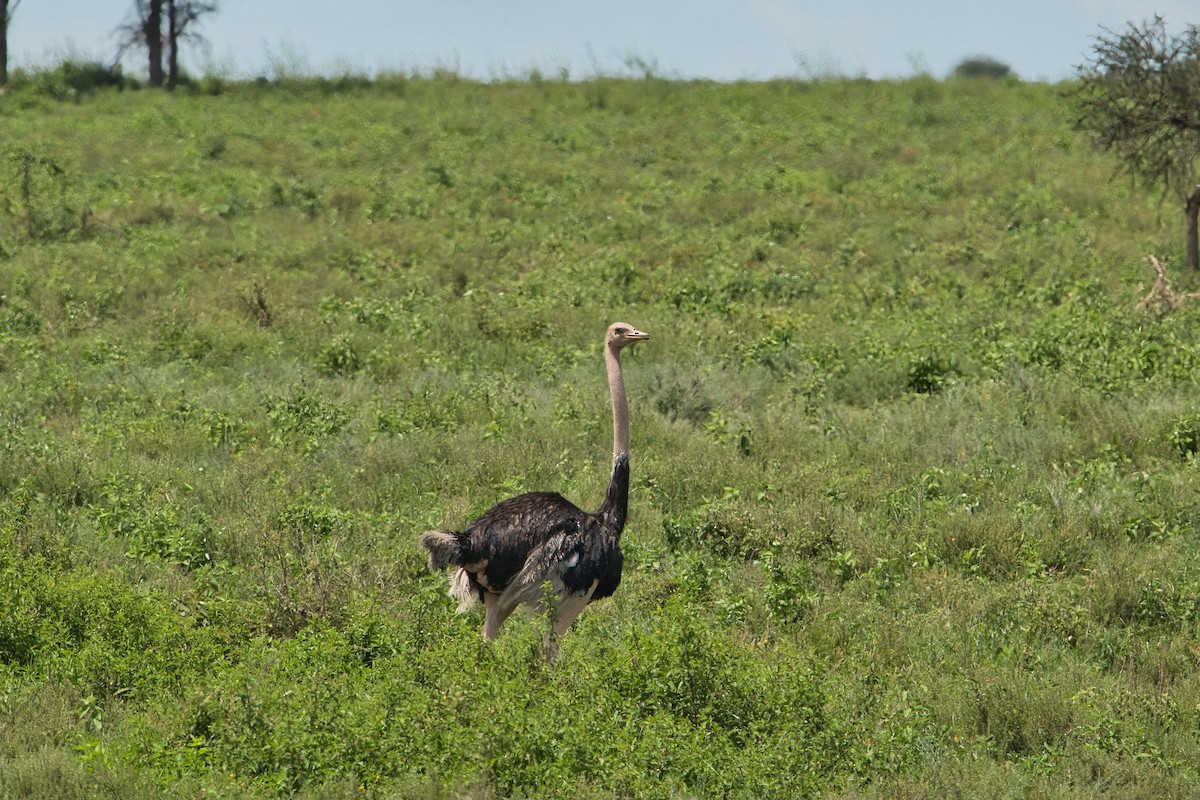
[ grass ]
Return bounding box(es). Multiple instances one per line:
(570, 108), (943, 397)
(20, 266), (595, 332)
(2, 66), (1200, 797)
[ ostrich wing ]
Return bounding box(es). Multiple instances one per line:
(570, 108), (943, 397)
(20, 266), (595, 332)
(492, 527), (589, 615)
(463, 491), (587, 592)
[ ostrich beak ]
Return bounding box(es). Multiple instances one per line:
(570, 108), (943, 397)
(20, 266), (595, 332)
(627, 328), (650, 341)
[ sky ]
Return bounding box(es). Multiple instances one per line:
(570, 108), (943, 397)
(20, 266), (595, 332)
(7, 1), (1198, 83)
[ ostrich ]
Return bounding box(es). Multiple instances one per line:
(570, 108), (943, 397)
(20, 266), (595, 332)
(420, 321), (649, 648)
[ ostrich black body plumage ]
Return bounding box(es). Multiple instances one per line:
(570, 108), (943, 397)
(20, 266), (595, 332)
(420, 322), (646, 644)
(455, 453), (628, 605)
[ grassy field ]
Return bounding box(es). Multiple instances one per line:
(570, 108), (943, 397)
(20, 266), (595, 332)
(2, 66), (1200, 797)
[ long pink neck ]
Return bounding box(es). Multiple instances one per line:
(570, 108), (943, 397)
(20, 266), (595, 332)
(599, 341), (631, 533)
(606, 342), (630, 460)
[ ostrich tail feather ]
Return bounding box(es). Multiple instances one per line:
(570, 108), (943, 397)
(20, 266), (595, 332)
(419, 530), (462, 572)
(449, 568), (478, 612)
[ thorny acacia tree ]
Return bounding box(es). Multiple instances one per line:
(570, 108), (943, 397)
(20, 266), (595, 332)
(1074, 17), (1200, 269)
(117, 0), (217, 89)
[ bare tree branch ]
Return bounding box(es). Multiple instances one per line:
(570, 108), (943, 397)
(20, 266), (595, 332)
(115, 0), (218, 89)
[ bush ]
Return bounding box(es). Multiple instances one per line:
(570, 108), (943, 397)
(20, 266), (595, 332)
(952, 57), (1012, 80)
(24, 61), (129, 100)
(906, 352), (958, 394)
(1169, 415), (1200, 458)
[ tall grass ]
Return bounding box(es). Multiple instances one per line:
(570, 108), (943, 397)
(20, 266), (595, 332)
(1, 70), (1199, 797)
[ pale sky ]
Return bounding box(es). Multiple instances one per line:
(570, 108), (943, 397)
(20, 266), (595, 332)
(7, 1), (1198, 82)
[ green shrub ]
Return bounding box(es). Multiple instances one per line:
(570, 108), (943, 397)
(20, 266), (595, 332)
(1169, 415), (1200, 458)
(27, 60), (128, 100)
(906, 352), (958, 394)
(90, 480), (214, 570)
(264, 391), (349, 449)
(317, 335), (361, 376)
(952, 57), (1013, 80)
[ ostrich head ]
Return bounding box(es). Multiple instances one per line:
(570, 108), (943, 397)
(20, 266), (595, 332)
(607, 322), (650, 350)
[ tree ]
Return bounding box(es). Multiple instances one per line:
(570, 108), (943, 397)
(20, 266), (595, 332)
(117, 0), (217, 89)
(1, 0), (23, 87)
(952, 56), (1011, 80)
(165, 0), (217, 90)
(116, 0), (164, 86)
(1074, 17), (1200, 269)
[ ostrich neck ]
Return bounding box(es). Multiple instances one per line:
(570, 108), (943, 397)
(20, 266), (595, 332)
(607, 343), (630, 459)
(598, 342), (631, 534)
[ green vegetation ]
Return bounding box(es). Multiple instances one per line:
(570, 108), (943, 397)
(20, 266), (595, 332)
(1, 70), (1199, 797)
(952, 56), (1013, 80)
